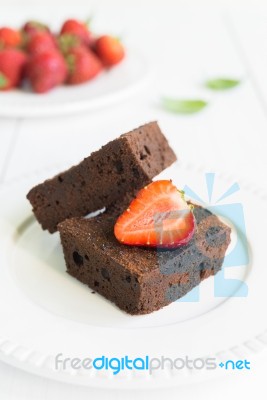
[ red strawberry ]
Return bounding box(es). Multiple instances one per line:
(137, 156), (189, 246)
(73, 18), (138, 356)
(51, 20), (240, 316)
(26, 31), (56, 55)
(26, 50), (67, 93)
(95, 35), (125, 67)
(114, 180), (195, 249)
(22, 21), (50, 38)
(60, 19), (93, 46)
(0, 27), (22, 48)
(66, 45), (102, 85)
(0, 49), (27, 90)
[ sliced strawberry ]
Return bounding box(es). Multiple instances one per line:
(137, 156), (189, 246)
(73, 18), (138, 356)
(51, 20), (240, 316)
(114, 180), (195, 249)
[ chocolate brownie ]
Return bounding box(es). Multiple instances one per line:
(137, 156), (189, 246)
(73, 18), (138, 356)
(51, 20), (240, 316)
(58, 204), (231, 315)
(27, 122), (177, 233)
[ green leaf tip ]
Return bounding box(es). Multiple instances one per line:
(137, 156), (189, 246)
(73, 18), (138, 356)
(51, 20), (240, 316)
(205, 78), (241, 91)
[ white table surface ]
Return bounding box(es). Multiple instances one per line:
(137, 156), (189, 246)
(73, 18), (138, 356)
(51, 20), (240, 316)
(0, 0), (267, 398)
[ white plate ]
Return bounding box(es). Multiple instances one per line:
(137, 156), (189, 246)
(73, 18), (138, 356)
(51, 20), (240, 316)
(0, 47), (151, 118)
(0, 161), (266, 389)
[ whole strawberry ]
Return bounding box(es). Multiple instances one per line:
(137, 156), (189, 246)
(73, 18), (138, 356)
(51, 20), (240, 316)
(22, 21), (50, 38)
(95, 35), (125, 67)
(0, 27), (22, 49)
(0, 49), (27, 90)
(26, 50), (67, 93)
(60, 19), (93, 47)
(26, 31), (57, 55)
(66, 45), (102, 85)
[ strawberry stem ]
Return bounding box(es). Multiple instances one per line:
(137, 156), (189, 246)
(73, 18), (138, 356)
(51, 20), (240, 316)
(178, 189), (185, 200)
(65, 53), (76, 74)
(115, 35), (123, 42)
(27, 21), (48, 30)
(58, 33), (79, 55)
(85, 15), (94, 28)
(0, 72), (8, 89)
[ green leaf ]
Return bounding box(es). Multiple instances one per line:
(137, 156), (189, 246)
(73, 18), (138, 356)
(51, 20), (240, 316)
(205, 78), (240, 90)
(0, 72), (8, 89)
(162, 98), (208, 114)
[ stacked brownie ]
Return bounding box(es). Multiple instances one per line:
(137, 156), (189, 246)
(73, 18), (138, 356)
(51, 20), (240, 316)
(27, 122), (231, 315)
(27, 121), (176, 233)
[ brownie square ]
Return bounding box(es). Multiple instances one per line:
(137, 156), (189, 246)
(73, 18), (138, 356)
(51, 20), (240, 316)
(58, 205), (231, 315)
(27, 121), (177, 233)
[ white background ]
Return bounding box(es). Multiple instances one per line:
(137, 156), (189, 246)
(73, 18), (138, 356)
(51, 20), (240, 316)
(0, 0), (267, 398)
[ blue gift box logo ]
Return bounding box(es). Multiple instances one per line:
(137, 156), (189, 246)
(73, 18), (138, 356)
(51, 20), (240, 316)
(158, 173), (249, 302)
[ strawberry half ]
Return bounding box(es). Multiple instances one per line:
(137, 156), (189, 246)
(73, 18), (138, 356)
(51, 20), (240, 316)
(114, 180), (195, 249)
